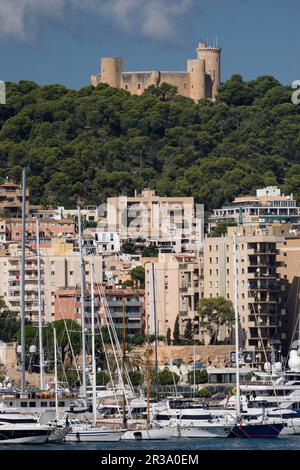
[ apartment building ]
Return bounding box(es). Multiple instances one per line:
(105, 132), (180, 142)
(55, 285), (145, 336)
(30, 205), (101, 224)
(4, 218), (76, 242)
(0, 242), (103, 323)
(94, 231), (120, 254)
(0, 181), (29, 217)
(203, 225), (284, 362)
(145, 253), (203, 338)
(276, 237), (300, 356)
(106, 189), (203, 253)
(209, 186), (300, 231)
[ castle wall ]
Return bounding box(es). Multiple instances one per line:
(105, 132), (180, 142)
(159, 72), (190, 97)
(121, 71), (157, 95)
(91, 42), (221, 101)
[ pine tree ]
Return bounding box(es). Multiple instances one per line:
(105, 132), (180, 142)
(184, 318), (193, 341)
(173, 316), (180, 345)
(166, 327), (171, 346)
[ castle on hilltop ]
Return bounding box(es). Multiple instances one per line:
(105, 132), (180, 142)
(91, 41), (221, 101)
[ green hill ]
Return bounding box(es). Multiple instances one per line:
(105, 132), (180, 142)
(0, 75), (298, 210)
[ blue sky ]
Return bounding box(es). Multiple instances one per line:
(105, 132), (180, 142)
(0, 0), (299, 89)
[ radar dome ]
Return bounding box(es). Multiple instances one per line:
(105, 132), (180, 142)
(274, 362), (282, 372)
(288, 350), (300, 371)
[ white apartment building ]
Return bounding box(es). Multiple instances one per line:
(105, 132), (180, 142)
(94, 231), (120, 254)
(209, 186), (300, 230)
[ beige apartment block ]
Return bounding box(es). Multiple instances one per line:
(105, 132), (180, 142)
(276, 237), (300, 355)
(203, 225), (283, 362)
(145, 253), (203, 339)
(106, 189), (202, 252)
(91, 42), (221, 101)
(0, 242), (103, 323)
(0, 181), (29, 217)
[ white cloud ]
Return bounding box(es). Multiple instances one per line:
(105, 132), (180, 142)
(0, 0), (194, 41)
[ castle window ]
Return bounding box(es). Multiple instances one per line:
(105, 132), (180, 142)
(125, 85), (128, 90)
(138, 84), (141, 90)
(184, 83), (187, 89)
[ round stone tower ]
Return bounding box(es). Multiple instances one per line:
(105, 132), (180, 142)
(187, 58), (206, 101)
(197, 42), (221, 100)
(101, 57), (123, 88)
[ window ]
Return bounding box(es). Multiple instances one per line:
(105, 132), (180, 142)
(138, 84), (141, 90)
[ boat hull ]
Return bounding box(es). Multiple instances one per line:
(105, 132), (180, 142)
(66, 429), (124, 442)
(229, 423), (284, 438)
(122, 425), (232, 440)
(0, 428), (50, 444)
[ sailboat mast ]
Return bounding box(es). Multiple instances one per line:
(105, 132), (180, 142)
(36, 218), (44, 390)
(122, 298), (127, 427)
(53, 327), (59, 420)
(298, 310), (300, 354)
(151, 263), (159, 400)
(90, 261), (97, 426)
(77, 206), (87, 405)
(233, 232), (241, 416)
(146, 348), (151, 429)
(20, 168), (26, 393)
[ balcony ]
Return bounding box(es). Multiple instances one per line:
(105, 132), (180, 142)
(109, 312), (142, 319)
(108, 300), (143, 307)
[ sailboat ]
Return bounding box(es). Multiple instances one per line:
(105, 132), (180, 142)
(121, 269), (233, 440)
(65, 213), (126, 442)
(0, 169), (69, 444)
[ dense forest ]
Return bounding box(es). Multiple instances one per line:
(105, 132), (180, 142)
(0, 74), (299, 210)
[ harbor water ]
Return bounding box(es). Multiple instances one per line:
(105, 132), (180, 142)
(1, 436), (300, 451)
